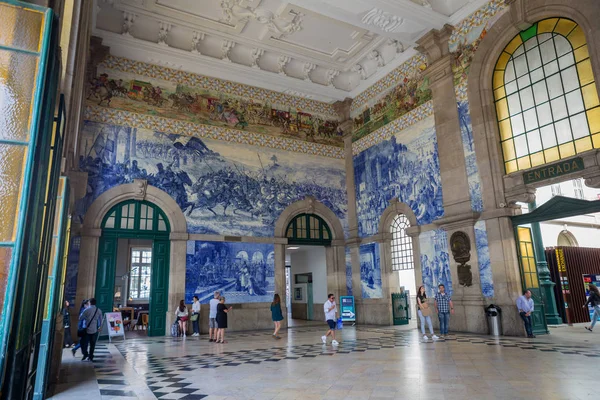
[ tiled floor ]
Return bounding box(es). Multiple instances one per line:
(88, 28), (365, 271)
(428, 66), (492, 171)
(49, 323), (600, 400)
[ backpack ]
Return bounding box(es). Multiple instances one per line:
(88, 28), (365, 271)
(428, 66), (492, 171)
(171, 321), (179, 337)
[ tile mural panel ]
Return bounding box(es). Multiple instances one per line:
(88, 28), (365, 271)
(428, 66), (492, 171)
(359, 242), (382, 299)
(351, 75), (431, 142)
(186, 241), (275, 304)
(75, 120), (348, 237)
(353, 116), (444, 237)
(64, 235), (81, 305)
(345, 247), (353, 296)
(419, 229), (453, 298)
(475, 221), (494, 298)
(88, 67), (342, 147)
(450, 0), (508, 212)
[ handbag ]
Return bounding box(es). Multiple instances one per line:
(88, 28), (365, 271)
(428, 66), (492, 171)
(190, 313), (199, 322)
(336, 317), (343, 330)
(420, 301), (431, 317)
(78, 308), (98, 337)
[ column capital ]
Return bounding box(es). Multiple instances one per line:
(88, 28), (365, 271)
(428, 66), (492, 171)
(415, 24), (454, 65)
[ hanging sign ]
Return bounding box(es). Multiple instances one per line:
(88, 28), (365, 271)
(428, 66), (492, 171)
(340, 296), (356, 322)
(523, 157), (584, 184)
(104, 312), (126, 342)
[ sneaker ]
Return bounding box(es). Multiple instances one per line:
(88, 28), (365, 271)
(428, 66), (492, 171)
(81, 356), (88, 361)
(71, 348), (76, 357)
(432, 335), (440, 340)
(321, 335), (327, 344)
(331, 340), (339, 346)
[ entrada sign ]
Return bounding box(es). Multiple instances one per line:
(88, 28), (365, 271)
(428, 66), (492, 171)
(523, 157), (584, 184)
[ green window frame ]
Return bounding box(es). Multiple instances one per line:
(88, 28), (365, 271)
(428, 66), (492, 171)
(494, 18), (600, 174)
(101, 200), (170, 236)
(286, 213), (332, 245)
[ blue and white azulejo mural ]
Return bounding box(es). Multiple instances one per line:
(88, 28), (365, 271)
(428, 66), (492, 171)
(345, 247), (353, 296)
(359, 242), (382, 299)
(458, 100), (484, 213)
(353, 116), (444, 237)
(75, 121), (348, 237)
(475, 220), (494, 298)
(419, 229), (452, 297)
(186, 241), (275, 304)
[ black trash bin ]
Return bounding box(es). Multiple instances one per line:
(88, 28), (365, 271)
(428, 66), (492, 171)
(485, 304), (502, 336)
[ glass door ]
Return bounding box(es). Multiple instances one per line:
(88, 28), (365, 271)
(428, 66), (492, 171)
(515, 226), (548, 335)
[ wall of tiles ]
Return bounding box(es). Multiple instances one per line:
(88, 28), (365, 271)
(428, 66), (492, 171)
(185, 240), (275, 304)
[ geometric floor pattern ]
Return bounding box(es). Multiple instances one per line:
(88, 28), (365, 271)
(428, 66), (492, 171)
(50, 324), (600, 400)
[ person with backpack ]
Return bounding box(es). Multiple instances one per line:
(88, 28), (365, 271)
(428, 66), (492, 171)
(78, 298), (103, 361)
(584, 284), (600, 332)
(271, 293), (284, 339)
(72, 299), (89, 357)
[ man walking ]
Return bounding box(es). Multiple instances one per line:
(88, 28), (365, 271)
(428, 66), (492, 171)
(208, 291), (220, 342)
(321, 293), (339, 346)
(79, 298), (103, 361)
(517, 289), (536, 338)
(434, 284), (454, 338)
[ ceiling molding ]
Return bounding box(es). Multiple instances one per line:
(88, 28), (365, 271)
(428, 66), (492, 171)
(95, 30), (346, 102)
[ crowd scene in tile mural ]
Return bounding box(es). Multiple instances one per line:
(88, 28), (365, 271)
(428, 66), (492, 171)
(87, 70), (343, 147)
(75, 121), (348, 236)
(351, 73), (431, 141)
(353, 117), (444, 237)
(185, 241), (275, 304)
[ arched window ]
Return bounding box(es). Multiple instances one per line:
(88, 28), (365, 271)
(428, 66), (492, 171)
(286, 213), (332, 245)
(557, 229), (579, 246)
(391, 214), (413, 270)
(102, 200), (169, 233)
(494, 18), (600, 174)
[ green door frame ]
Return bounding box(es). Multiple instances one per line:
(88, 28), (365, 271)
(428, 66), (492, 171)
(96, 200), (170, 336)
(512, 196), (600, 333)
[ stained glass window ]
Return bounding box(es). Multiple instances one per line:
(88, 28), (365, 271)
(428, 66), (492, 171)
(494, 18), (600, 174)
(391, 214), (413, 271)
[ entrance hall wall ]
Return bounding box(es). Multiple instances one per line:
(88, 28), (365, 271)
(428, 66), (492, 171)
(72, 56), (350, 333)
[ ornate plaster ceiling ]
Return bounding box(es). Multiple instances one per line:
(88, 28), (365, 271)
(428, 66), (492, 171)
(93, 0), (488, 103)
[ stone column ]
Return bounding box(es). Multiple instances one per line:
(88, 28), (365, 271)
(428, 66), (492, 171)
(75, 229), (101, 308)
(416, 26), (486, 333)
(529, 201), (561, 326)
(166, 236), (188, 330)
(274, 242), (288, 328)
(416, 26), (473, 220)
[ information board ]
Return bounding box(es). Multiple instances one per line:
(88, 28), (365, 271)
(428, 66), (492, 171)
(340, 296), (356, 322)
(104, 312), (126, 342)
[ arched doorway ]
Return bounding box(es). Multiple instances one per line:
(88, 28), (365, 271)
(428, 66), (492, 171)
(96, 200), (170, 336)
(285, 213), (332, 322)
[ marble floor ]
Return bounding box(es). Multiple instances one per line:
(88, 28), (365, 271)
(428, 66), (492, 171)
(49, 323), (600, 400)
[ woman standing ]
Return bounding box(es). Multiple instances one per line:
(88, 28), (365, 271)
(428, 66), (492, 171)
(584, 284), (600, 332)
(215, 296), (232, 343)
(176, 300), (189, 337)
(417, 286), (438, 340)
(191, 296), (201, 336)
(62, 300), (74, 348)
(271, 294), (284, 339)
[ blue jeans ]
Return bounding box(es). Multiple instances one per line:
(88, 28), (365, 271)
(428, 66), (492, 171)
(520, 312), (533, 336)
(418, 310), (434, 335)
(192, 314), (200, 334)
(438, 312), (450, 335)
(591, 305), (600, 329)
